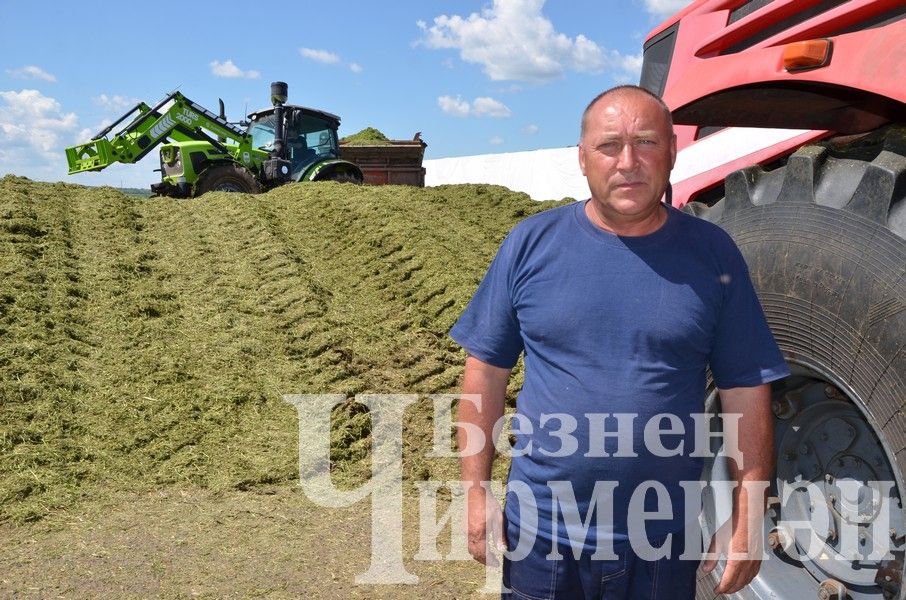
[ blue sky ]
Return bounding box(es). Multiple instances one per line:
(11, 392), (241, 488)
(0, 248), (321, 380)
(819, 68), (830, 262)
(0, 0), (688, 188)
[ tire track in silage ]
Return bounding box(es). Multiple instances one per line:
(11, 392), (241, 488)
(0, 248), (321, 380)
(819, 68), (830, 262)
(121, 194), (327, 490)
(257, 184), (533, 396)
(252, 183), (552, 486)
(230, 194), (373, 395)
(138, 196), (308, 394)
(0, 179), (156, 520)
(0, 179), (95, 518)
(65, 186), (195, 488)
(252, 189), (427, 394)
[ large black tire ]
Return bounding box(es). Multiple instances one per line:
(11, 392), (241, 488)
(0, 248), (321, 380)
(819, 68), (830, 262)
(194, 163), (262, 196)
(693, 127), (906, 600)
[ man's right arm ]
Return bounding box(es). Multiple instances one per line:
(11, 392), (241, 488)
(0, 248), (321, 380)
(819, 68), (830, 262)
(458, 354), (512, 565)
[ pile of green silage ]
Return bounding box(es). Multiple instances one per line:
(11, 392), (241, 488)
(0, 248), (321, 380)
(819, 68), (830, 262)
(0, 174), (565, 522)
(340, 127), (392, 145)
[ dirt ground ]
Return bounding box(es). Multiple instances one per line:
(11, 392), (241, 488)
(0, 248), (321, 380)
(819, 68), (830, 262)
(0, 484), (494, 599)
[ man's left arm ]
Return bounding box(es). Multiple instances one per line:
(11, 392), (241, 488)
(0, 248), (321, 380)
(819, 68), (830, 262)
(701, 383), (774, 595)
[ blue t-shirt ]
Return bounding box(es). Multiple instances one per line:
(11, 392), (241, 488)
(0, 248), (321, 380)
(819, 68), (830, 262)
(450, 200), (789, 547)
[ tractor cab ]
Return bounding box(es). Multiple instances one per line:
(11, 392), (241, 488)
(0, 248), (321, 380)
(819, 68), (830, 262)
(247, 106), (342, 181)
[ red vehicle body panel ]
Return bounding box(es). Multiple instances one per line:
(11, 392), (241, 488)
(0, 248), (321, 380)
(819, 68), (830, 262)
(646, 0), (906, 207)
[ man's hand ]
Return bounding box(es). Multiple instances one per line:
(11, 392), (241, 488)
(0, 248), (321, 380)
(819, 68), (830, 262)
(457, 355), (512, 566)
(703, 384), (774, 595)
(700, 511), (765, 595)
(465, 484), (507, 566)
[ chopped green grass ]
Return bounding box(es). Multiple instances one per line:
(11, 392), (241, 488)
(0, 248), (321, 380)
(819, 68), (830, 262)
(0, 174), (567, 522)
(340, 127), (392, 145)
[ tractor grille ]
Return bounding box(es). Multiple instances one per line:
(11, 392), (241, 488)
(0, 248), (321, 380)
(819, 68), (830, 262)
(830, 3), (906, 35)
(721, 0), (850, 54)
(728, 0), (775, 24)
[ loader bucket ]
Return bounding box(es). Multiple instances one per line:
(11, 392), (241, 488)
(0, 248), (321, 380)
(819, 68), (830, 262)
(65, 138), (115, 174)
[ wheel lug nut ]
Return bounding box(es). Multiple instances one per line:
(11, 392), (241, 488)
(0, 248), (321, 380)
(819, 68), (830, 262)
(818, 578), (846, 600)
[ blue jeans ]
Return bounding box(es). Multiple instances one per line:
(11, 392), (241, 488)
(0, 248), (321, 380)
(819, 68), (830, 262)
(502, 527), (700, 600)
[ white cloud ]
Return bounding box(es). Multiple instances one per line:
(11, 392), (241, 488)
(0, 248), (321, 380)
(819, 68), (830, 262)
(5, 66), (56, 82)
(94, 94), (140, 112)
(621, 53), (644, 76)
(210, 60), (260, 79)
(76, 119), (111, 143)
(618, 52), (644, 82)
(472, 97), (512, 118)
(437, 95), (511, 118)
(300, 48), (362, 73)
(522, 124), (539, 135)
(489, 136), (504, 145)
(642, 0), (690, 18)
(418, 0), (635, 82)
(0, 90), (78, 164)
(300, 48), (341, 64)
(437, 95), (472, 117)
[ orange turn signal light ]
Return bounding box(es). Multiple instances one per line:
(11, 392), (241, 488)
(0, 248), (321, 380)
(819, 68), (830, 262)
(783, 39), (832, 72)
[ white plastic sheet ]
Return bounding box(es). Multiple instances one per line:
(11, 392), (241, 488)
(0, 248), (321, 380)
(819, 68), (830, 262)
(424, 146), (590, 202)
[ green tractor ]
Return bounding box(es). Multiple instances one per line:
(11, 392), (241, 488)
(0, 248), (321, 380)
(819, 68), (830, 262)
(65, 81), (363, 197)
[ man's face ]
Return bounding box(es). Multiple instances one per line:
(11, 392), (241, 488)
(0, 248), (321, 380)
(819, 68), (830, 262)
(578, 92), (677, 222)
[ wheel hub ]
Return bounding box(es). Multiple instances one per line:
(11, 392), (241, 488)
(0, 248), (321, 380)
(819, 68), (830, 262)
(827, 455), (882, 526)
(776, 395), (903, 587)
(703, 370), (906, 599)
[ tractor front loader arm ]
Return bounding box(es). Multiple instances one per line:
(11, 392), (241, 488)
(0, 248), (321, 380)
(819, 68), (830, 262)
(65, 91), (251, 175)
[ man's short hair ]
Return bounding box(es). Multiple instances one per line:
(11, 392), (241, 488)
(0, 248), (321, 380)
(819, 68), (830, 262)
(580, 85), (674, 141)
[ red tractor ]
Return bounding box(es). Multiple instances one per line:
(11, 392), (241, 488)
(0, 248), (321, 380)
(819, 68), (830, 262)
(643, 1), (906, 598)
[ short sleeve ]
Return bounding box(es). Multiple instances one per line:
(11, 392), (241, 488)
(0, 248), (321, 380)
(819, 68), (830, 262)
(708, 240), (790, 389)
(449, 234), (524, 369)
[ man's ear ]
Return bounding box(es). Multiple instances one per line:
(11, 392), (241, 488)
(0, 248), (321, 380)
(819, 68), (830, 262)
(669, 134), (677, 169)
(578, 144), (587, 176)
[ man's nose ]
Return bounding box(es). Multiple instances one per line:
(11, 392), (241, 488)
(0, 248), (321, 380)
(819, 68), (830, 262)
(617, 142), (638, 171)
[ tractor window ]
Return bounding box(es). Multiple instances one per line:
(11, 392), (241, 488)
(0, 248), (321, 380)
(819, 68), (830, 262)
(249, 116), (277, 150)
(286, 114), (338, 179)
(248, 111), (339, 180)
(640, 23), (678, 98)
(286, 113), (339, 179)
(290, 115), (338, 156)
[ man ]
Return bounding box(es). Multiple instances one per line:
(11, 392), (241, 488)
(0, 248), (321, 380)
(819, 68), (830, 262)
(449, 85), (789, 599)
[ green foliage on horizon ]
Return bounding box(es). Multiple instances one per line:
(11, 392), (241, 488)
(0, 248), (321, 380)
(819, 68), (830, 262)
(115, 187), (153, 198)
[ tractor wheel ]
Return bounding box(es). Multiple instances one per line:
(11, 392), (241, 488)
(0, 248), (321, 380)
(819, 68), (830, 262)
(326, 171), (363, 184)
(692, 127), (906, 600)
(194, 163), (262, 196)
